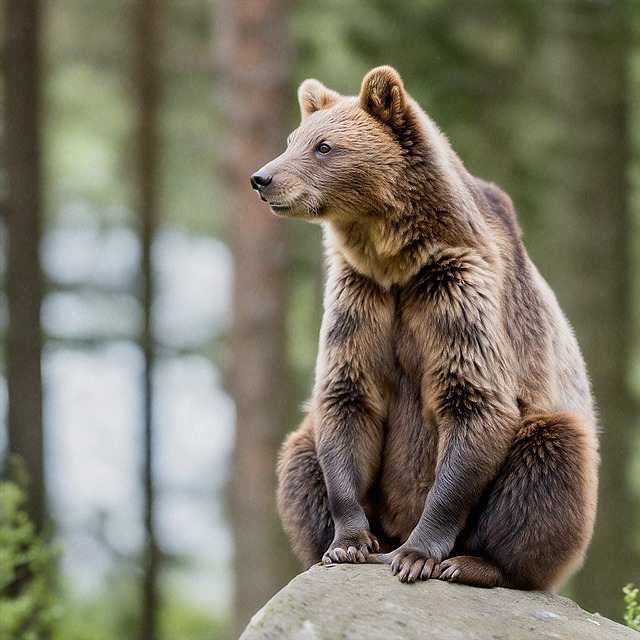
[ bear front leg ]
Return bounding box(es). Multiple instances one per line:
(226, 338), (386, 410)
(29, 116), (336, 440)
(379, 398), (517, 582)
(313, 259), (395, 565)
(315, 391), (386, 565)
(378, 248), (521, 581)
(322, 464), (380, 564)
(279, 414), (380, 565)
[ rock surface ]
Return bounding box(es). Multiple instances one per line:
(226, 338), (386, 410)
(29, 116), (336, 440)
(239, 563), (638, 640)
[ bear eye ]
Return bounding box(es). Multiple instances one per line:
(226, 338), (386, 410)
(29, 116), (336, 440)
(316, 142), (332, 155)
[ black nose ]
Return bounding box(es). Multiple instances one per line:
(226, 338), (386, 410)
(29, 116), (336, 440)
(250, 171), (273, 190)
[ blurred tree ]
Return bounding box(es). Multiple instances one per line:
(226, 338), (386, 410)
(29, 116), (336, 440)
(2, 0), (47, 532)
(215, 0), (299, 635)
(530, 1), (639, 619)
(133, 0), (161, 638)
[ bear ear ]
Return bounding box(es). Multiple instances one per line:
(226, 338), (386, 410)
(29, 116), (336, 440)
(359, 66), (407, 133)
(298, 79), (341, 120)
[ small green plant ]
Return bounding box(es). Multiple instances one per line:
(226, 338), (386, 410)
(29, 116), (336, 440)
(624, 583), (640, 631)
(0, 480), (60, 640)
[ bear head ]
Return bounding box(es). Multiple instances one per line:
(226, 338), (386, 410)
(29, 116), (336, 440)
(250, 66), (437, 222)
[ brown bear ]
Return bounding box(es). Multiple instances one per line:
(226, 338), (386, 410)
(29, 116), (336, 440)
(250, 66), (599, 591)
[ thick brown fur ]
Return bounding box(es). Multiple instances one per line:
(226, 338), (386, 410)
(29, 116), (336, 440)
(252, 66), (599, 591)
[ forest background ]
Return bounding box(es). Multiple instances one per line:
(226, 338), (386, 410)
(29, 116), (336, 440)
(1, 1), (639, 639)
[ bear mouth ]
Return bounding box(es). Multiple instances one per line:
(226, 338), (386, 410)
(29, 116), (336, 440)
(269, 203), (292, 213)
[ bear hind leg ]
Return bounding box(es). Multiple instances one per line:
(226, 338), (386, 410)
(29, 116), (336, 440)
(451, 411), (598, 591)
(438, 555), (505, 587)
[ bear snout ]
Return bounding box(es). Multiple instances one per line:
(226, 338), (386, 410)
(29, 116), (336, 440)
(250, 170), (273, 191)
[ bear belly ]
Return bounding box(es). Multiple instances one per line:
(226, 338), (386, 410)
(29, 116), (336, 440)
(376, 367), (438, 543)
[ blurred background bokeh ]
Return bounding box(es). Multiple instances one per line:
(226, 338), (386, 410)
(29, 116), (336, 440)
(1, 1), (639, 639)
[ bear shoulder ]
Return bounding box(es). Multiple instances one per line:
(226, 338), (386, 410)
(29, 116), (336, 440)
(474, 177), (523, 247)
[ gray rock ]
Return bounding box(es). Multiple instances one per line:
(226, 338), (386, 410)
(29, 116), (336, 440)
(239, 563), (639, 640)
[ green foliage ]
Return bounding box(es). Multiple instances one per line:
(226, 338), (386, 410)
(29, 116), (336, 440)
(54, 572), (139, 640)
(0, 481), (60, 640)
(55, 580), (226, 640)
(624, 584), (640, 631)
(159, 598), (226, 640)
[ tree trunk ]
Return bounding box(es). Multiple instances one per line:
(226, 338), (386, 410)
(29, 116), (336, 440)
(2, 0), (46, 532)
(215, 0), (298, 635)
(532, 2), (639, 620)
(133, 1), (161, 638)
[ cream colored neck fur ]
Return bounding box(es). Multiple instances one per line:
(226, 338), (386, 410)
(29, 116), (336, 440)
(324, 218), (430, 288)
(324, 183), (487, 289)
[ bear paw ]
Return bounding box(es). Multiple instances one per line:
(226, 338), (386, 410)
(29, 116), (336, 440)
(322, 531), (380, 564)
(378, 545), (442, 583)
